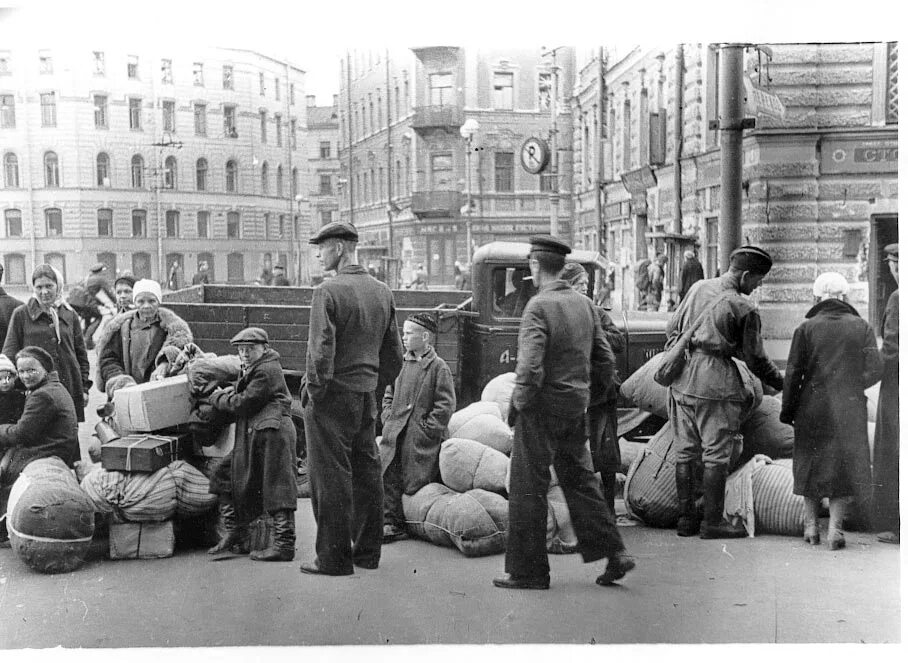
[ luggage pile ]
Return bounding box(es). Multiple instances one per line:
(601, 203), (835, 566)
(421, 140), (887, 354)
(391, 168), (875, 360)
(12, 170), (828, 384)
(403, 372), (580, 557)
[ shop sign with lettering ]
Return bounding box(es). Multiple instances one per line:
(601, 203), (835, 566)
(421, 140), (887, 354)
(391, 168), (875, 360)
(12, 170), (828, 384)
(820, 139), (898, 174)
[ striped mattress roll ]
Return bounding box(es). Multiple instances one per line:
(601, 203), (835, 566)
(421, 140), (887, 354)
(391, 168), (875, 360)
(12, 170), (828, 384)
(80, 465), (177, 522)
(624, 423), (679, 528)
(168, 460), (218, 517)
(752, 458), (804, 536)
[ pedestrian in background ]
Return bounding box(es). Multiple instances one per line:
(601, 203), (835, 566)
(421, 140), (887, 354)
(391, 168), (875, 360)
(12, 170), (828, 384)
(2, 265), (91, 423)
(271, 264), (290, 286)
(646, 252), (666, 311)
(634, 257), (651, 311)
(667, 246), (784, 539)
(0, 265), (24, 349)
(679, 249), (705, 302)
(300, 222), (403, 576)
(780, 272), (882, 549)
(70, 263), (116, 350)
(192, 261), (211, 285)
(454, 262), (467, 290)
(873, 243), (899, 545)
(258, 257), (273, 286)
(167, 261), (185, 291)
(494, 236), (635, 591)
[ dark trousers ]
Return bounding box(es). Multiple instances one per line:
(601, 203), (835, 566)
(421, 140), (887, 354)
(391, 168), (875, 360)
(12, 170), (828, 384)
(873, 380), (900, 532)
(588, 402), (620, 516)
(304, 388), (383, 574)
(505, 408), (625, 579)
(382, 450), (405, 528)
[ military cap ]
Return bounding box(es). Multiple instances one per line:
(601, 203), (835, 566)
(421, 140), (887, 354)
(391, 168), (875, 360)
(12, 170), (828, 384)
(730, 245), (773, 275)
(309, 221), (359, 244)
(89, 262), (107, 274)
(528, 235), (571, 257)
(230, 327), (270, 345)
(406, 312), (437, 335)
(884, 243), (899, 262)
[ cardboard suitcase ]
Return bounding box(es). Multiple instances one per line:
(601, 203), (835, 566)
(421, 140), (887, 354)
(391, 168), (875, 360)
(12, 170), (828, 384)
(113, 375), (193, 433)
(109, 520), (175, 560)
(101, 434), (180, 473)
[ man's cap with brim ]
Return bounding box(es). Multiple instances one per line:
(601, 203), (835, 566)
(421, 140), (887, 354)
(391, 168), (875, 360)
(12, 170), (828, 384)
(730, 245), (773, 275)
(309, 221), (359, 245)
(230, 327), (270, 345)
(528, 235), (571, 257)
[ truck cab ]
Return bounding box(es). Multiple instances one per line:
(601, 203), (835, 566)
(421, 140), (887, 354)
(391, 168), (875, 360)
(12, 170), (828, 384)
(459, 241), (669, 405)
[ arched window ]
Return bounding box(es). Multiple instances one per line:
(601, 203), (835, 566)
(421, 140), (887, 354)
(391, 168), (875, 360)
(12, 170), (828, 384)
(3, 152), (19, 188)
(132, 252), (151, 280)
(197, 252), (214, 281)
(44, 151), (59, 187)
(131, 154), (144, 188)
(261, 162), (269, 194)
(164, 156), (177, 189)
(3, 253), (26, 285)
(226, 159), (238, 192)
(97, 152), (110, 187)
(196, 158), (208, 191)
(97, 252), (117, 276)
(276, 164), (283, 197)
(44, 253), (66, 282)
(4, 209), (22, 236)
(227, 252), (245, 283)
(45, 208), (63, 236)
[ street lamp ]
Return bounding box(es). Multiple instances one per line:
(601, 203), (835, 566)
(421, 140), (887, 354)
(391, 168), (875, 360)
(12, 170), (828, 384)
(460, 118), (479, 264)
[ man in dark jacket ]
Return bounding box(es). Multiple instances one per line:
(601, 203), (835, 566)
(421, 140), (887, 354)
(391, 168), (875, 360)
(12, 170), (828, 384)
(300, 222), (404, 576)
(667, 246), (784, 539)
(0, 265), (24, 348)
(271, 264), (290, 287)
(679, 249), (705, 302)
(873, 243), (899, 544)
(494, 236), (635, 591)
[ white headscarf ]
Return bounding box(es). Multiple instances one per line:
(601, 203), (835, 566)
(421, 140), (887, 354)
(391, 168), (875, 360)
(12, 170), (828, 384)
(812, 272), (850, 301)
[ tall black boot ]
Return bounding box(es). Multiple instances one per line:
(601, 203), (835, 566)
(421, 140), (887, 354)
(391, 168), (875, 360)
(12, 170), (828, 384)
(675, 462), (699, 537)
(208, 499), (250, 555)
(250, 510), (296, 562)
(699, 464), (746, 539)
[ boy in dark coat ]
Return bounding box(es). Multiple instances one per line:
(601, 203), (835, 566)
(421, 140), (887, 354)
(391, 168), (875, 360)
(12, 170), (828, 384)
(379, 313), (456, 543)
(0, 354), (25, 425)
(204, 327), (299, 561)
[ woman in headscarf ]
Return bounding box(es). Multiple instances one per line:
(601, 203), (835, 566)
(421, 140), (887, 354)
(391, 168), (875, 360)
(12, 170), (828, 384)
(780, 272), (882, 549)
(96, 279), (193, 397)
(0, 346), (79, 548)
(2, 265), (91, 422)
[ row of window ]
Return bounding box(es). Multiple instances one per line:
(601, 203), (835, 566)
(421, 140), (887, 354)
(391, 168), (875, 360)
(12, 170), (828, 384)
(0, 51), (295, 103)
(2, 207), (325, 241)
(2, 151), (300, 196)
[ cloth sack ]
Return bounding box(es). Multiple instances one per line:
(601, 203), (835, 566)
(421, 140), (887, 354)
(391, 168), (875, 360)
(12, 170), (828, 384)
(741, 396), (794, 460)
(619, 352), (670, 419)
(80, 465), (177, 522)
(480, 372), (516, 421)
(448, 402), (502, 434)
(6, 457), (95, 574)
(168, 460), (218, 517)
(624, 423), (679, 528)
(439, 438), (509, 494)
(186, 355), (242, 396)
(447, 413), (513, 455)
(725, 456), (804, 536)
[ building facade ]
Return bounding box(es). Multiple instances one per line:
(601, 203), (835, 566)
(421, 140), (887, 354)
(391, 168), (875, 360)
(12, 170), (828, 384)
(0, 45), (309, 288)
(571, 42), (898, 339)
(303, 95), (340, 275)
(337, 47), (575, 287)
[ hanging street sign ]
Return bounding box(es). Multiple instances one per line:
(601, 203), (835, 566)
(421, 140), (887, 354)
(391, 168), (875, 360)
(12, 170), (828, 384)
(744, 77), (786, 120)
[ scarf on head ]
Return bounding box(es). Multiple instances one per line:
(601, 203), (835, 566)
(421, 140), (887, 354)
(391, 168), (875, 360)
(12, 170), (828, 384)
(34, 266), (75, 344)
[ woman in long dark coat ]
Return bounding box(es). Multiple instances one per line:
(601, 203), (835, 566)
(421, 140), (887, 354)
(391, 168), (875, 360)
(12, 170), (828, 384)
(780, 272), (883, 550)
(2, 265), (90, 422)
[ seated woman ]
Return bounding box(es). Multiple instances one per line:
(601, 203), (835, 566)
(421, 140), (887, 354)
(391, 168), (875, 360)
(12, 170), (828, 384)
(0, 346), (80, 547)
(96, 279), (193, 397)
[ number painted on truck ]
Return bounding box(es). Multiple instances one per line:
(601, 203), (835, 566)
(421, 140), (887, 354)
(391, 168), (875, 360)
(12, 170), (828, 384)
(499, 348), (515, 364)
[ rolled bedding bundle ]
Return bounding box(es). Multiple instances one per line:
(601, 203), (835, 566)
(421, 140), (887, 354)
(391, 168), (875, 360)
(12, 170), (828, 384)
(448, 411), (513, 456)
(480, 372), (516, 422)
(80, 464), (177, 522)
(167, 460), (218, 516)
(448, 401), (502, 432)
(186, 354), (243, 396)
(439, 438), (509, 494)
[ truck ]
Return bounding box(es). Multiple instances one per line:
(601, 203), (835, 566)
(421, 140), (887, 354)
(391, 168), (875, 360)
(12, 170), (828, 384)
(162, 241), (669, 410)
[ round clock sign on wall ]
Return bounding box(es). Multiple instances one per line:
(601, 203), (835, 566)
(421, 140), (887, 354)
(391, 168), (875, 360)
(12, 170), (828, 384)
(520, 137), (550, 174)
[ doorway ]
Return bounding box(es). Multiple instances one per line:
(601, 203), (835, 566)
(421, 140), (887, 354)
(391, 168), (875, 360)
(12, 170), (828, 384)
(869, 214), (898, 333)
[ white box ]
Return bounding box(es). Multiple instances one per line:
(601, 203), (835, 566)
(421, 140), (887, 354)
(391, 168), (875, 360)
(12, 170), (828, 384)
(113, 374), (193, 433)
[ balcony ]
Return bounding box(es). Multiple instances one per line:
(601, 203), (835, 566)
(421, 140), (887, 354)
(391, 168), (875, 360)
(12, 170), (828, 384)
(411, 190), (464, 218)
(410, 105), (464, 134)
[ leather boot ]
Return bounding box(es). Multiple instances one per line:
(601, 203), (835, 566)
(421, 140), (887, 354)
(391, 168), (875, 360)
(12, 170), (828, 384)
(208, 500), (250, 555)
(250, 510), (296, 562)
(675, 462), (699, 537)
(699, 464), (746, 539)
(803, 496), (821, 545)
(828, 497), (847, 550)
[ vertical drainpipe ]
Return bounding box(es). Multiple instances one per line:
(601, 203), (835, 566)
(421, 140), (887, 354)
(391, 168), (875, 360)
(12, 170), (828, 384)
(673, 44), (684, 236)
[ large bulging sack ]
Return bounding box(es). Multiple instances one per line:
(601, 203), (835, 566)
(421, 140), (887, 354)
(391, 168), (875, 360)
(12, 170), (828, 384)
(448, 401), (502, 434)
(448, 413), (513, 455)
(741, 396), (794, 460)
(619, 352), (670, 419)
(7, 457), (95, 574)
(725, 457), (803, 537)
(624, 423), (679, 528)
(402, 483), (509, 557)
(481, 372), (516, 421)
(187, 355), (242, 395)
(168, 460), (218, 516)
(80, 465), (177, 522)
(619, 440), (646, 475)
(439, 438), (509, 494)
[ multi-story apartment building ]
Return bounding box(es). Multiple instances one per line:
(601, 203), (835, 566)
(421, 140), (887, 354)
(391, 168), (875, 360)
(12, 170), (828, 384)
(0, 46), (308, 287)
(338, 47), (575, 287)
(571, 42), (898, 340)
(304, 95), (340, 264)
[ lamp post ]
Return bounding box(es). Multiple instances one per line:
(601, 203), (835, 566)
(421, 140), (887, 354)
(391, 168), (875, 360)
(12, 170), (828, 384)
(151, 133), (182, 282)
(542, 46), (564, 237)
(460, 118), (479, 264)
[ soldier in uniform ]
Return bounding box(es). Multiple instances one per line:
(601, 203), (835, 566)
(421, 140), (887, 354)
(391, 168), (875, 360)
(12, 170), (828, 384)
(494, 235), (635, 591)
(300, 222), (403, 576)
(668, 245), (784, 539)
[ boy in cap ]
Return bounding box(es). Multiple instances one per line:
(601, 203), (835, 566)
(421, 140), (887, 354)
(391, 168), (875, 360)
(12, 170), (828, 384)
(667, 245), (784, 540)
(203, 327), (299, 561)
(495, 235), (634, 590)
(378, 312), (456, 543)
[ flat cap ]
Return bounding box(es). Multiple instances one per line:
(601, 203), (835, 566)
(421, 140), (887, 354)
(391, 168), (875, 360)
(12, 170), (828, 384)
(406, 312), (437, 334)
(230, 327), (270, 345)
(309, 221), (358, 244)
(90, 262), (107, 273)
(730, 245), (773, 275)
(884, 243), (899, 262)
(528, 235), (571, 257)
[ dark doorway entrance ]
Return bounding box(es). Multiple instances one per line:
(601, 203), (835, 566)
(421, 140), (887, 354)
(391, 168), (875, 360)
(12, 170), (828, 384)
(869, 214), (898, 333)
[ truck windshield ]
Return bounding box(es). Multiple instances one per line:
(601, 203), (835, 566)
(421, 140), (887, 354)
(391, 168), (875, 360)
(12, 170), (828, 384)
(492, 267), (537, 318)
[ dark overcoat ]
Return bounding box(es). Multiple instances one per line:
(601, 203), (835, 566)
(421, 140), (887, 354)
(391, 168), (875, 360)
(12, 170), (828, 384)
(780, 298), (882, 500)
(379, 347), (456, 494)
(208, 349), (297, 525)
(2, 299), (90, 422)
(0, 287), (25, 349)
(873, 289), (899, 531)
